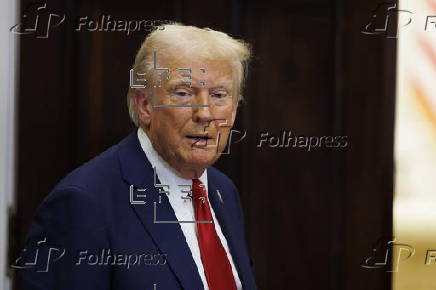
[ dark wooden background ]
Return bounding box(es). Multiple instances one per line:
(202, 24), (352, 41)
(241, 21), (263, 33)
(13, 0), (395, 289)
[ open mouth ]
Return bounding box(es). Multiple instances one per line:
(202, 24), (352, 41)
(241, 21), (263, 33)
(186, 135), (212, 146)
(186, 135), (212, 141)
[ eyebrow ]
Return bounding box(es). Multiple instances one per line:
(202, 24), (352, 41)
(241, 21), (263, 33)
(167, 80), (192, 88)
(210, 76), (233, 89)
(166, 78), (233, 90)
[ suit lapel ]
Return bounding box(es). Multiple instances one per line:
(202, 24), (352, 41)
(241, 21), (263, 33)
(117, 131), (203, 290)
(207, 174), (255, 290)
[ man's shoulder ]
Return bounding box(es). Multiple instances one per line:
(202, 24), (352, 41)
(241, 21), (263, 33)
(54, 133), (134, 193)
(207, 166), (238, 193)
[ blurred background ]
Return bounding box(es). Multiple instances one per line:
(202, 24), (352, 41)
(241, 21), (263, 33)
(0, 0), (434, 289)
(393, 0), (436, 290)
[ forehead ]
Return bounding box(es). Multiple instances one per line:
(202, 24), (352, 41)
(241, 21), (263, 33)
(158, 55), (234, 80)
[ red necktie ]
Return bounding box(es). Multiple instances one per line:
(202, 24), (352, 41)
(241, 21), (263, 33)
(192, 178), (237, 290)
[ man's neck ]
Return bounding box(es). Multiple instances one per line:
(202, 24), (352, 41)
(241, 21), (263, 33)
(139, 126), (206, 180)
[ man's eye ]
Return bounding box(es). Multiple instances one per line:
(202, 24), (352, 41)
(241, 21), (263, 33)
(212, 92), (227, 99)
(174, 90), (192, 97)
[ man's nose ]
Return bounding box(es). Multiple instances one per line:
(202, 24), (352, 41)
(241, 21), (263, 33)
(192, 91), (213, 123)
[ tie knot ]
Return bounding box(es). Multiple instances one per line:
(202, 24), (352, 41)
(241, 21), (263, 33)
(192, 179), (207, 200)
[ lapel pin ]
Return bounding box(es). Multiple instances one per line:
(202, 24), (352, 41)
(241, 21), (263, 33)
(216, 190), (224, 204)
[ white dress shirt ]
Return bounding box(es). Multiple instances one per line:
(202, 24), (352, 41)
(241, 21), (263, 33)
(137, 127), (242, 290)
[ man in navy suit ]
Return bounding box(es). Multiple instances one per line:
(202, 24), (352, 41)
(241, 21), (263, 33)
(18, 23), (256, 289)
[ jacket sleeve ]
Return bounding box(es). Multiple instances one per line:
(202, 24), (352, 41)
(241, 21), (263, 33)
(17, 185), (111, 290)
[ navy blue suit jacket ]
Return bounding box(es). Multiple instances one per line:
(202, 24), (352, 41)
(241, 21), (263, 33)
(18, 130), (257, 290)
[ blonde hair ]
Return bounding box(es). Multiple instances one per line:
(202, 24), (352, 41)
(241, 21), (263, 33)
(127, 23), (252, 127)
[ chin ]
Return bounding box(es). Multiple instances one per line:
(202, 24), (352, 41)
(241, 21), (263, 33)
(184, 150), (218, 169)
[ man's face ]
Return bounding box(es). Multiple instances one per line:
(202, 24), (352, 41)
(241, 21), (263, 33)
(137, 56), (238, 178)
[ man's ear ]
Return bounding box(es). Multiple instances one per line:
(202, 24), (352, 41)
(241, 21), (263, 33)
(134, 88), (152, 127)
